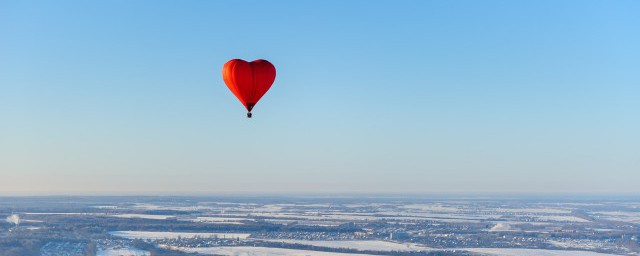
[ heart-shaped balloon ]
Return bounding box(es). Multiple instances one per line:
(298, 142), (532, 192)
(222, 59), (276, 117)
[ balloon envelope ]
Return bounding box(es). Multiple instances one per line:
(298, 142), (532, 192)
(222, 59), (276, 114)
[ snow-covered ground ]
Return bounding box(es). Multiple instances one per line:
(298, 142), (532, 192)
(400, 204), (463, 212)
(491, 221), (552, 226)
(593, 211), (640, 224)
(130, 203), (214, 211)
(22, 212), (98, 215)
(176, 246), (382, 256)
(188, 221), (244, 225)
(549, 240), (600, 250)
(96, 247), (150, 256)
(494, 208), (572, 214)
(109, 231), (250, 240)
(251, 211), (495, 223)
(294, 220), (344, 227)
(534, 216), (590, 222)
(193, 217), (252, 222)
(250, 212), (377, 221)
(93, 205), (119, 210)
(259, 239), (432, 252)
(462, 248), (621, 256)
(111, 214), (175, 220)
(374, 211), (501, 223)
(182, 216), (251, 224)
(174, 245), (622, 256)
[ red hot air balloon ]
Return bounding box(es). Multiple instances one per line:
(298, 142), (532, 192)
(222, 59), (276, 118)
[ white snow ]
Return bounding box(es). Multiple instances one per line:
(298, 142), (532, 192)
(260, 239), (432, 252)
(96, 247), (150, 256)
(294, 220), (344, 227)
(175, 246), (382, 256)
(111, 214), (175, 220)
(592, 211), (640, 224)
(494, 208), (571, 214)
(534, 216), (590, 222)
(22, 212), (97, 215)
(252, 212), (490, 223)
(109, 231), (251, 240)
(130, 203), (214, 211)
(186, 216), (252, 223)
(375, 211), (500, 221)
(93, 205), (119, 209)
(462, 248), (620, 256)
(234, 204), (284, 212)
(491, 221), (551, 226)
(401, 204), (462, 212)
(250, 213), (374, 221)
(193, 221), (244, 225)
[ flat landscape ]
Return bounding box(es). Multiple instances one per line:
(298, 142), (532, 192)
(1, 196), (639, 255)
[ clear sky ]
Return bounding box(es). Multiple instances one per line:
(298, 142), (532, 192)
(1, 1), (639, 195)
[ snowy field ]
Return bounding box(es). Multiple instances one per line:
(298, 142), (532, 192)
(175, 245), (623, 256)
(96, 247), (150, 256)
(176, 246), (382, 256)
(534, 216), (590, 222)
(375, 211), (501, 222)
(400, 204), (463, 212)
(250, 212), (378, 221)
(548, 239), (612, 250)
(131, 203), (214, 211)
(463, 248), (622, 256)
(494, 208), (572, 214)
(294, 220), (344, 226)
(593, 211), (640, 224)
(22, 212), (98, 215)
(191, 217), (252, 222)
(260, 239), (432, 252)
(251, 212), (492, 223)
(93, 205), (119, 209)
(181, 216), (252, 224)
(109, 231), (251, 240)
(111, 214), (175, 220)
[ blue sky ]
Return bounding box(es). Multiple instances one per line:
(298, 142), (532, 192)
(1, 1), (639, 195)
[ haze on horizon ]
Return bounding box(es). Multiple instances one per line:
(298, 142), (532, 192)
(1, 1), (639, 195)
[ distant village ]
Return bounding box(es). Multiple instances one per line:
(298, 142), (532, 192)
(1, 196), (638, 255)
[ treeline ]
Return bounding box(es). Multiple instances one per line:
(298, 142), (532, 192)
(47, 215), (363, 233)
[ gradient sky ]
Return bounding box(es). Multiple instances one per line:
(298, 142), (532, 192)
(1, 1), (639, 195)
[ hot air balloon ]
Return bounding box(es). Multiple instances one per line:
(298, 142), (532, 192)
(222, 59), (276, 118)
